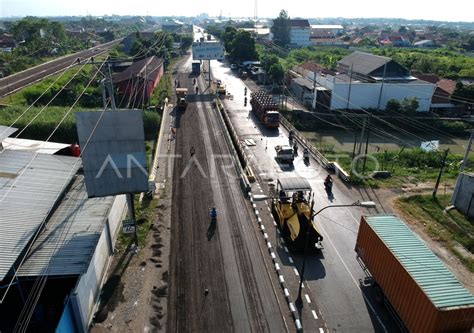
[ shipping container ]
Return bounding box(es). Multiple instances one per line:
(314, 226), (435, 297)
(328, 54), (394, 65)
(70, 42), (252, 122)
(355, 215), (474, 333)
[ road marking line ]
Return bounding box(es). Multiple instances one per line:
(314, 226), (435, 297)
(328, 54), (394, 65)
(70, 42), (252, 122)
(267, 242), (272, 249)
(319, 223), (388, 333)
(253, 203), (257, 208)
(284, 288), (290, 297)
(295, 319), (302, 330)
(260, 189), (263, 193)
(276, 229), (281, 235)
(312, 310), (318, 319)
(267, 207), (271, 212)
(279, 275), (285, 283)
(284, 246), (289, 253)
(275, 263), (280, 271)
(270, 252), (276, 260)
(263, 233), (268, 239)
(288, 256), (294, 264)
(289, 302), (295, 312)
(260, 225), (265, 231)
(273, 220), (277, 226)
(255, 210), (260, 216)
(293, 268), (299, 276)
(319, 328), (324, 333)
(305, 294), (311, 304)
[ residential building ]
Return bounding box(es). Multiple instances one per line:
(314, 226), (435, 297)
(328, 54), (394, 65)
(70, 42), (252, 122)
(288, 19), (311, 47)
(291, 76), (315, 107)
(0, 33), (15, 52)
(310, 25), (344, 38)
(413, 39), (435, 48)
(310, 51), (435, 111)
(379, 34), (411, 47)
(113, 56), (164, 104)
(414, 73), (457, 110)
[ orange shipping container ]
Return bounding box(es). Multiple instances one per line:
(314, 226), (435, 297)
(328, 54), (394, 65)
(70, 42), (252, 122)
(355, 215), (474, 333)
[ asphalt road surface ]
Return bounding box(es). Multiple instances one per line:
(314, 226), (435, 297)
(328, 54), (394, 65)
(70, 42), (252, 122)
(210, 59), (402, 332)
(0, 39), (121, 98)
(167, 56), (289, 332)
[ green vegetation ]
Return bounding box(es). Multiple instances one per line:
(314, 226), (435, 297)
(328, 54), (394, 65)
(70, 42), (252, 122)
(0, 106), (160, 143)
(271, 10), (290, 47)
(395, 195), (474, 272)
(323, 148), (472, 188)
(221, 27), (257, 62)
(372, 48), (474, 79)
(149, 73), (172, 108)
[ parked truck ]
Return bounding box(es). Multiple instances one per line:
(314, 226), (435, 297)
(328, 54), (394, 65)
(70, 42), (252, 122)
(355, 215), (474, 333)
(250, 90), (279, 128)
(216, 79), (226, 96)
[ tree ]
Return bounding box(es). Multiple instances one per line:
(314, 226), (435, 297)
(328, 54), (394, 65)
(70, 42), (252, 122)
(223, 27), (237, 54)
(385, 99), (401, 112)
(271, 10), (290, 47)
(268, 63), (284, 83)
(453, 82), (474, 104)
(401, 97), (419, 114)
(229, 31), (257, 62)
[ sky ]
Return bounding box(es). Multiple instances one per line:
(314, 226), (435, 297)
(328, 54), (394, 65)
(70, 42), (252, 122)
(1, 0), (473, 22)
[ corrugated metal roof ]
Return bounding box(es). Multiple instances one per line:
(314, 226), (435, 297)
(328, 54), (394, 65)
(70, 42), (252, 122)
(17, 175), (114, 277)
(339, 51), (391, 76)
(0, 150), (80, 281)
(366, 215), (474, 309)
(0, 125), (17, 142)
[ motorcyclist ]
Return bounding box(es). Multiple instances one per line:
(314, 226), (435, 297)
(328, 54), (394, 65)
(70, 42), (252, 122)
(210, 207), (218, 220)
(193, 78), (196, 85)
(293, 142), (298, 156)
(244, 87), (247, 96)
(195, 86), (199, 94)
(324, 175), (333, 192)
(303, 148), (309, 157)
(289, 130), (294, 142)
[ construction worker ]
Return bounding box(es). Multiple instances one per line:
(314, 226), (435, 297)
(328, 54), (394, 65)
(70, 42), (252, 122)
(210, 207), (218, 220)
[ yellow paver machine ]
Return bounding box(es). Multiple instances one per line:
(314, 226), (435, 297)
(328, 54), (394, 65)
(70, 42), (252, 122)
(271, 177), (323, 252)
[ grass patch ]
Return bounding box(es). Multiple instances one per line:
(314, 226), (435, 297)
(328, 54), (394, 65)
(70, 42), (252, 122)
(395, 194), (474, 272)
(323, 148), (472, 188)
(149, 73), (172, 108)
(0, 106), (160, 143)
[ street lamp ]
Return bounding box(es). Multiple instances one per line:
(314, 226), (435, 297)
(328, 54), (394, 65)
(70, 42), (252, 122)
(296, 200), (376, 307)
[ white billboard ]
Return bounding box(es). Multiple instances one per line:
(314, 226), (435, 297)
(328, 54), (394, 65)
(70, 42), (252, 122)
(192, 42), (224, 60)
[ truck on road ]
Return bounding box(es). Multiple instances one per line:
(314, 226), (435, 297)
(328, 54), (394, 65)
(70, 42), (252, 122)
(192, 62), (201, 75)
(274, 145), (294, 164)
(216, 80), (226, 96)
(356, 215), (474, 333)
(250, 90), (279, 128)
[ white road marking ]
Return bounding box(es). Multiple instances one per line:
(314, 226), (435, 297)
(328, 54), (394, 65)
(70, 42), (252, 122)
(276, 229), (281, 235)
(293, 268), (299, 276)
(279, 275), (285, 283)
(312, 310), (318, 319)
(289, 302), (295, 312)
(284, 246), (289, 253)
(260, 225), (265, 231)
(319, 223), (388, 332)
(263, 233), (268, 239)
(319, 328), (324, 333)
(275, 263), (280, 271)
(288, 257), (294, 264)
(267, 207), (271, 212)
(284, 288), (290, 297)
(267, 242), (272, 249)
(270, 252), (276, 260)
(273, 220), (277, 226)
(305, 294), (311, 304)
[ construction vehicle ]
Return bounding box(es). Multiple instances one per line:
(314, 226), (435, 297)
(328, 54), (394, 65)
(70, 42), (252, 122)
(272, 178), (323, 251)
(356, 215), (474, 332)
(176, 88), (188, 110)
(250, 90), (280, 128)
(216, 80), (226, 96)
(274, 145), (294, 164)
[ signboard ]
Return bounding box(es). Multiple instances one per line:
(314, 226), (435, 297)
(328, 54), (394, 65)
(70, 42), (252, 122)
(75, 110), (149, 198)
(192, 42), (224, 60)
(420, 140), (439, 152)
(122, 219), (136, 234)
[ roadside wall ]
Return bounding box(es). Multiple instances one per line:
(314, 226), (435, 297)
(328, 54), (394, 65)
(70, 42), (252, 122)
(71, 194), (127, 332)
(452, 172), (474, 218)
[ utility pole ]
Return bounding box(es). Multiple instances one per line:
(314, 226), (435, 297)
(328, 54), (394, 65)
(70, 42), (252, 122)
(376, 62), (387, 111)
(362, 114), (372, 174)
(208, 59), (211, 88)
(461, 131), (473, 172)
(433, 149), (450, 199)
(346, 64), (353, 110)
(355, 116), (367, 173)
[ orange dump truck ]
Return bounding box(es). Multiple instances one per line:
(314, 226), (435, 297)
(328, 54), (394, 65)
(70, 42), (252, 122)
(355, 215), (474, 332)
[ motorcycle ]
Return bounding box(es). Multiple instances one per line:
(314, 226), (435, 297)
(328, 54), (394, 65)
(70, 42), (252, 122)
(293, 143), (298, 156)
